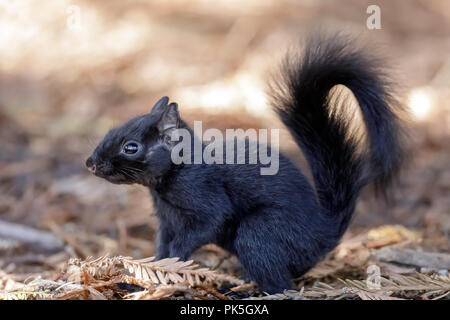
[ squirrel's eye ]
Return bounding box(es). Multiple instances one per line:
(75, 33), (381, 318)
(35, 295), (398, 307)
(123, 142), (139, 154)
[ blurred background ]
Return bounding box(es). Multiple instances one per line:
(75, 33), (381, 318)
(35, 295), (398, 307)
(0, 0), (449, 281)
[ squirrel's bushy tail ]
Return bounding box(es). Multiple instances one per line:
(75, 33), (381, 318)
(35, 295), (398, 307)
(271, 33), (406, 235)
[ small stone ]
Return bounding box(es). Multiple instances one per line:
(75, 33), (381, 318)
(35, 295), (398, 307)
(438, 269), (448, 276)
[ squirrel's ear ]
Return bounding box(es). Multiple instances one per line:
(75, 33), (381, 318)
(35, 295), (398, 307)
(150, 96), (169, 114)
(157, 102), (179, 138)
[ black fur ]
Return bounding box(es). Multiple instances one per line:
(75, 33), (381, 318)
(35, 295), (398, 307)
(86, 33), (406, 293)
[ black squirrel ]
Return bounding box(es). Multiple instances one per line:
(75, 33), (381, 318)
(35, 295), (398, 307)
(86, 33), (406, 293)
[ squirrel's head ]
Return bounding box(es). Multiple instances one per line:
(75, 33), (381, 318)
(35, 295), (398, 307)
(86, 96), (181, 185)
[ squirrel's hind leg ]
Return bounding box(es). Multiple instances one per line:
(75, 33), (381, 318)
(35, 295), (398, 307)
(233, 209), (298, 294)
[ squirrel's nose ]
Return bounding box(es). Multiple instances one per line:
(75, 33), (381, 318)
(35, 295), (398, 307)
(88, 164), (96, 173)
(86, 157), (96, 173)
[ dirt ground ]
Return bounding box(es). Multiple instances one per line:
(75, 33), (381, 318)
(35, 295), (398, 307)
(0, 0), (449, 300)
